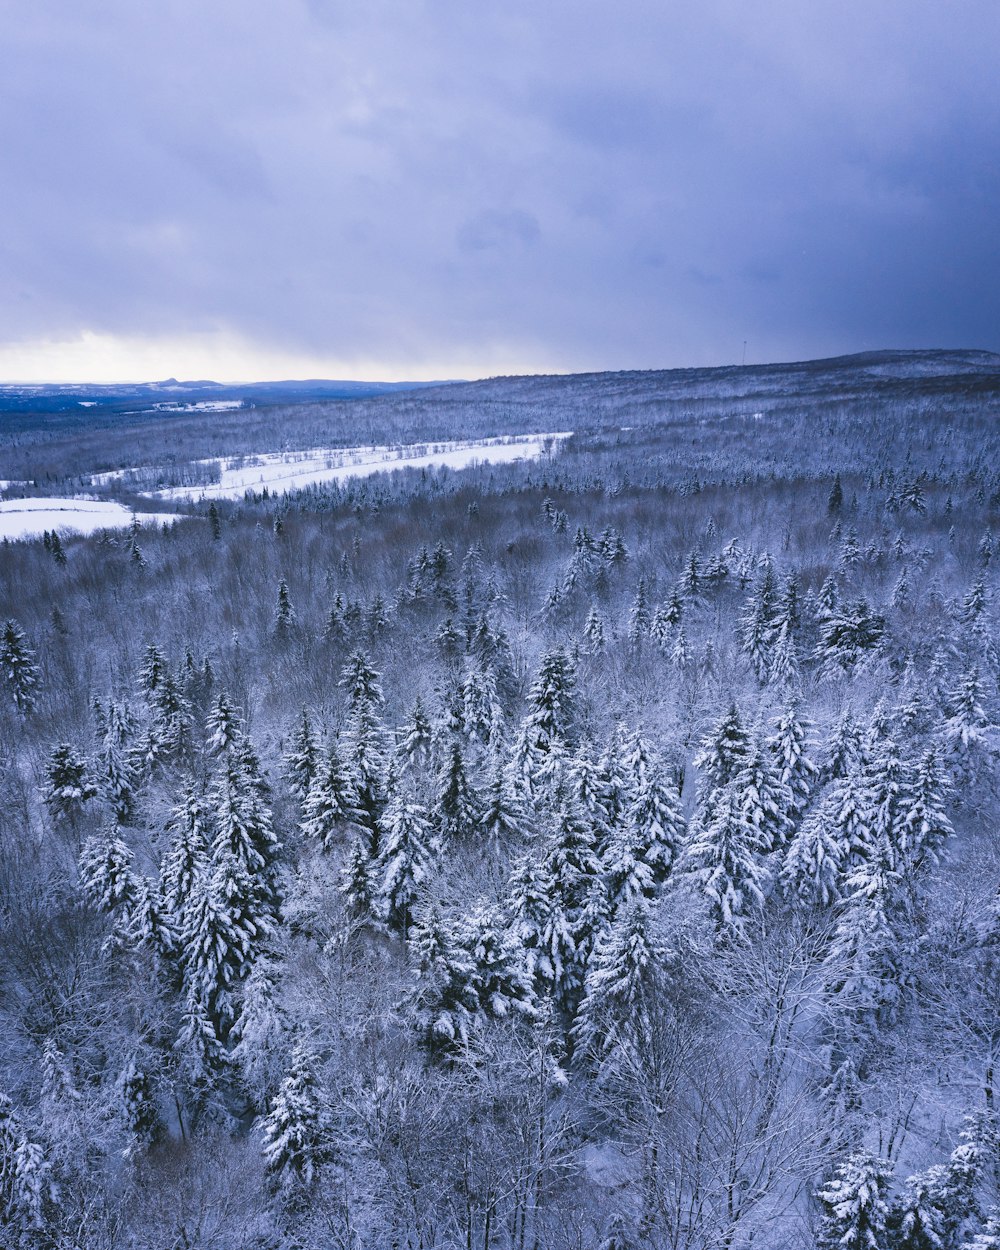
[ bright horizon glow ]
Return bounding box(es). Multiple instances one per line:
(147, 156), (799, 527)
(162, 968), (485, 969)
(0, 329), (568, 386)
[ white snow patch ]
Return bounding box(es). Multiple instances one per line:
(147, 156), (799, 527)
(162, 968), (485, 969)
(0, 497), (183, 542)
(94, 432), (573, 502)
(153, 399), (244, 412)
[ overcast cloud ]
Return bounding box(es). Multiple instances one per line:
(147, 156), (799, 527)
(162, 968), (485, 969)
(1, 0), (998, 381)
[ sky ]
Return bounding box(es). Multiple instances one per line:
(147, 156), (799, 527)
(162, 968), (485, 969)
(1, 0), (999, 383)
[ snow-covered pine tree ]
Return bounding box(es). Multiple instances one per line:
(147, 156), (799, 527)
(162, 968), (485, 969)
(736, 734), (794, 852)
(739, 564), (778, 682)
(823, 833), (909, 1026)
(627, 576), (651, 646)
(434, 738), (481, 842)
(43, 742), (97, 824)
(210, 734), (281, 917)
(231, 957), (287, 1109)
(398, 695), (434, 773)
(460, 904), (535, 1021)
(966, 1212), (1000, 1250)
(339, 836), (378, 920)
(461, 658), (505, 752)
(95, 699), (138, 824)
(177, 866), (246, 1069)
(684, 785), (768, 937)
(898, 747), (954, 872)
(480, 759), (531, 846)
(260, 1042), (331, 1194)
(379, 793), (435, 935)
(124, 874), (177, 962)
(0, 619), (40, 713)
(119, 1054), (160, 1148)
(584, 605), (606, 654)
(283, 706), (321, 805)
(301, 741), (355, 851)
(693, 702), (753, 824)
(767, 700), (818, 820)
(206, 690), (242, 755)
(627, 762), (686, 885)
(160, 784), (212, 927)
(943, 666), (990, 756)
(273, 578), (297, 636)
(0, 1091), (55, 1234)
(511, 647), (576, 794)
(79, 823), (139, 914)
(340, 652), (390, 857)
(574, 899), (660, 1063)
(408, 908), (481, 1055)
(536, 800), (603, 1012)
(780, 799), (844, 910)
(815, 1151), (892, 1250)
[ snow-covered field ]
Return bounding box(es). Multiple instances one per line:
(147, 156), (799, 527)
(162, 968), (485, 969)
(0, 497), (184, 542)
(93, 432), (573, 502)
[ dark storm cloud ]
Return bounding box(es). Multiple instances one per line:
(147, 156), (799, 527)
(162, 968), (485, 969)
(1, 0), (998, 377)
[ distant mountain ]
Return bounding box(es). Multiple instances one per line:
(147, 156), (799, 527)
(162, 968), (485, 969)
(0, 377), (457, 414)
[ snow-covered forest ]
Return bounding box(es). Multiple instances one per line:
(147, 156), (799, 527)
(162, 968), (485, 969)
(3, 350), (1000, 1248)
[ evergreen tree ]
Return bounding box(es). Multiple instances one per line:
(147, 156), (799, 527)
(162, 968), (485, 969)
(231, 957), (287, 1107)
(210, 734), (281, 918)
(260, 1043), (331, 1194)
(434, 739), (481, 842)
(43, 742), (97, 824)
(119, 1055), (160, 1147)
(898, 747), (954, 871)
(628, 576), (651, 646)
(685, 786), (768, 936)
(94, 699), (138, 824)
(0, 1092), (54, 1235)
(537, 801), (603, 1011)
(815, 1152), (892, 1250)
(283, 706), (321, 805)
(574, 899), (660, 1062)
(79, 824), (139, 913)
(461, 904), (535, 1020)
(0, 619), (40, 713)
(694, 702), (752, 823)
(780, 799), (844, 909)
(301, 742), (355, 851)
(273, 578), (297, 635)
(137, 642), (167, 697)
(409, 909), (481, 1055)
(512, 647), (577, 793)
(480, 759), (531, 845)
(461, 659), (505, 751)
(143, 667), (193, 767)
(398, 695), (434, 772)
(161, 785), (212, 925)
(736, 735), (793, 852)
(768, 701), (818, 819)
(966, 1212), (1000, 1250)
(206, 690), (242, 755)
(584, 605), (606, 654)
(339, 836), (378, 920)
(378, 782), (435, 934)
(824, 834), (909, 1023)
(341, 653), (390, 856)
(627, 763), (686, 884)
(943, 667), (990, 754)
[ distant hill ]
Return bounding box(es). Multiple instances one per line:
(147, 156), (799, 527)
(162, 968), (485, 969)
(0, 376), (455, 415)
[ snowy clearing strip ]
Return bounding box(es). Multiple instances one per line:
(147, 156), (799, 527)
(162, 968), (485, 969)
(92, 432), (574, 501)
(0, 498), (184, 542)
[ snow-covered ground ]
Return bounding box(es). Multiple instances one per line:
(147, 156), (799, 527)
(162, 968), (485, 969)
(93, 432), (573, 502)
(0, 497), (184, 542)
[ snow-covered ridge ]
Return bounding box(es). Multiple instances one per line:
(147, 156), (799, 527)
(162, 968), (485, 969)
(0, 497), (184, 542)
(92, 431), (574, 502)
